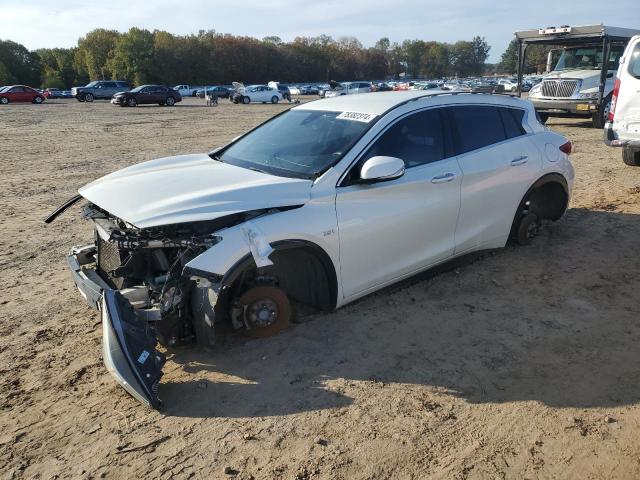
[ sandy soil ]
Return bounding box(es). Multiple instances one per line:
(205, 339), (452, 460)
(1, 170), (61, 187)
(1, 96), (640, 480)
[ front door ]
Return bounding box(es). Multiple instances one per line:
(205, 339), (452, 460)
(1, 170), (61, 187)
(336, 108), (462, 298)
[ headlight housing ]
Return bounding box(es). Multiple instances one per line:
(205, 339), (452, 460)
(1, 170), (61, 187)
(529, 84), (542, 96)
(578, 91), (599, 99)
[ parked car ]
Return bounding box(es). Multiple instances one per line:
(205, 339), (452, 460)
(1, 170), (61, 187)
(232, 84), (283, 104)
(324, 81), (373, 98)
(0, 85), (45, 104)
(288, 85), (301, 95)
(72, 81), (130, 102)
(43, 88), (64, 99)
(173, 85), (201, 97)
(498, 79), (518, 92)
(604, 34), (640, 166)
(374, 82), (393, 92)
(197, 86), (232, 99)
(47, 91), (573, 408)
(111, 85), (182, 107)
(268, 82), (293, 102)
(299, 85), (320, 95)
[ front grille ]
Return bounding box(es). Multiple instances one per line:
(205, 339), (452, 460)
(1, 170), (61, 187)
(97, 235), (124, 288)
(541, 79), (579, 98)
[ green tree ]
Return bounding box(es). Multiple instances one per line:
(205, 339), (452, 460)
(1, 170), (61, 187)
(77, 29), (120, 80)
(107, 28), (155, 84)
(0, 40), (41, 86)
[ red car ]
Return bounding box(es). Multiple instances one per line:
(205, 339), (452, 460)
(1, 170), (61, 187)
(0, 85), (45, 104)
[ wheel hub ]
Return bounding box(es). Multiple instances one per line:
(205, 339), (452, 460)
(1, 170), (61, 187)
(246, 298), (278, 327)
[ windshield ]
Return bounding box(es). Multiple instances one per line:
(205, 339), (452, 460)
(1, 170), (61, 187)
(554, 45), (625, 71)
(86, 81), (98, 87)
(130, 85), (146, 93)
(217, 110), (371, 179)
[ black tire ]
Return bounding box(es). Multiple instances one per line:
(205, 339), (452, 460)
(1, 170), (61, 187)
(537, 112), (550, 124)
(238, 286), (292, 338)
(0, 97), (8, 105)
(84, 93), (94, 103)
(271, 95), (279, 104)
(192, 91), (198, 97)
(33, 96), (43, 104)
(516, 213), (541, 246)
(622, 148), (640, 167)
(76, 97), (85, 102)
(591, 93), (612, 129)
(242, 96), (250, 104)
(126, 97), (137, 107)
(165, 96), (175, 106)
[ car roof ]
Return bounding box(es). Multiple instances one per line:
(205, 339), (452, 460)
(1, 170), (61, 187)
(294, 91), (532, 115)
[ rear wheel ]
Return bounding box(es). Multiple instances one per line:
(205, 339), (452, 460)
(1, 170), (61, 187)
(33, 96), (43, 104)
(237, 286), (291, 338)
(84, 93), (94, 103)
(515, 212), (541, 246)
(591, 93), (612, 129)
(623, 148), (640, 167)
(0, 97), (8, 105)
(242, 96), (250, 104)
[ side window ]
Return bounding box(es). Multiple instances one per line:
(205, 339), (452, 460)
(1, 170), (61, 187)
(11, 87), (24, 92)
(629, 43), (640, 79)
(104, 82), (116, 88)
(499, 108), (526, 139)
(448, 105), (506, 155)
(360, 109), (445, 171)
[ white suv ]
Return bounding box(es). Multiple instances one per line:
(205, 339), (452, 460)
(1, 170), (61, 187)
(324, 82), (373, 97)
(604, 35), (640, 166)
(48, 91), (574, 407)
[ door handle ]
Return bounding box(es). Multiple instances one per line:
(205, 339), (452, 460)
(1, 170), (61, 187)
(431, 172), (457, 183)
(510, 156), (529, 166)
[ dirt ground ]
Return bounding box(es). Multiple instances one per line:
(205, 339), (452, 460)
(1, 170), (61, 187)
(1, 96), (640, 480)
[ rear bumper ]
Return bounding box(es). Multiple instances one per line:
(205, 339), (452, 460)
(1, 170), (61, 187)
(67, 245), (165, 408)
(604, 122), (640, 148)
(532, 98), (598, 115)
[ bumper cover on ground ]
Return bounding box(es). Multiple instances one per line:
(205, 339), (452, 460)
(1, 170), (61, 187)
(67, 247), (166, 408)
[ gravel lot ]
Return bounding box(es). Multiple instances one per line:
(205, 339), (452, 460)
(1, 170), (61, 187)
(1, 96), (640, 480)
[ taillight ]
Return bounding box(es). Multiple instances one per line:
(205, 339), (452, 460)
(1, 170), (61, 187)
(559, 141), (572, 155)
(608, 78), (621, 122)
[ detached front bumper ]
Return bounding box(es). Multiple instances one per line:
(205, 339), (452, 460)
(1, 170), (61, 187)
(67, 246), (165, 408)
(531, 98), (598, 115)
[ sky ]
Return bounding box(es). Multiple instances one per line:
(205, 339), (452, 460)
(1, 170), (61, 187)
(2, 0), (640, 63)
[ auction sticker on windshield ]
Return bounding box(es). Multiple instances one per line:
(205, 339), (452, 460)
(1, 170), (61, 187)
(336, 111), (377, 122)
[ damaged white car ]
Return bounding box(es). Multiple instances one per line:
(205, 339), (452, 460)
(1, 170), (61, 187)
(46, 91), (574, 408)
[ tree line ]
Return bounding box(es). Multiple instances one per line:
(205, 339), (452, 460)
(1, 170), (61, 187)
(0, 28), (492, 89)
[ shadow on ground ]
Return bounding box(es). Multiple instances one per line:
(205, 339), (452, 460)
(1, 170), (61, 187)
(160, 208), (640, 418)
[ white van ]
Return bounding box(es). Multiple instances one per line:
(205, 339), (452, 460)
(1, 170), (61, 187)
(604, 35), (640, 166)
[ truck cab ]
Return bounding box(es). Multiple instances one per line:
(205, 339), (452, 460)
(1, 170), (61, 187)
(515, 25), (640, 128)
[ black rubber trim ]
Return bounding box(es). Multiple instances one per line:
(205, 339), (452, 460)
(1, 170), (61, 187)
(44, 194), (83, 224)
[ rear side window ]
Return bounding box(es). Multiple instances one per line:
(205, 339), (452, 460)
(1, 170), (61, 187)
(499, 107), (526, 138)
(629, 43), (640, 79)
(448, 105), (506, 155)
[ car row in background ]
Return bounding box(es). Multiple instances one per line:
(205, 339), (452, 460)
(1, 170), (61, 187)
(111, 85), (182, 107)
(0, 85), (46, 104)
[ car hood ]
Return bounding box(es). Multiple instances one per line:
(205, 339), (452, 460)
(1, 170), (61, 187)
(78, 153), (313, 228)
(545, 70), (601, 81)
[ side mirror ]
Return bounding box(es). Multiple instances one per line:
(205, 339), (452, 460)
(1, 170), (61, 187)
(360, 156), (405, 183)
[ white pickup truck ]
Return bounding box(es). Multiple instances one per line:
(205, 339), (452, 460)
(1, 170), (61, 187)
(515, 25), (640, 128)
(173, 85), (201, 97)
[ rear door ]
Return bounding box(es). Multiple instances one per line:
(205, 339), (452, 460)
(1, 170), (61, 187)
(448, 105), (542, 253)
(613, 37), (640, 142)
(336, 107), (462, 298)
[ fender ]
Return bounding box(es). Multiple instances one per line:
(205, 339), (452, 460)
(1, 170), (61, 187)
(510, 172), (570, 234)
(220, 239), (339, 310)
